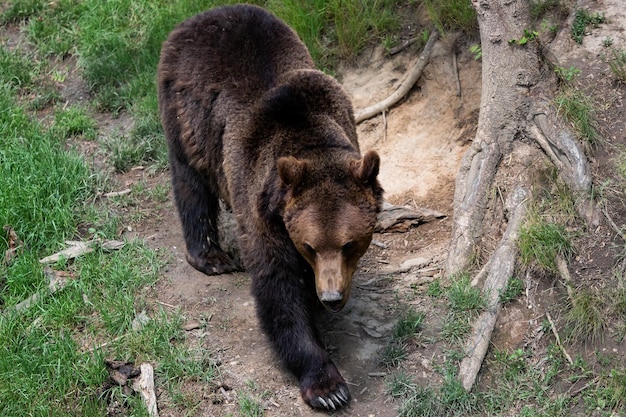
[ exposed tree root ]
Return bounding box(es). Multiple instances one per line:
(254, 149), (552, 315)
(355, 30), (439, 123)
(529, 111), (598, 226)
(459, 187), (528, 391)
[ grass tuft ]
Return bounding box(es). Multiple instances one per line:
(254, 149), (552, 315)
(564, 288), (607, 342)
(396, 370), (480, 417)
(608, 47), (626, 84)
(424, 0), (477, 35)
(519, 216), (573, 272)
(555, 88), (601, 147)
(380, 308), (425, 368)
(446, 272), (486, 313)
(52, 105), (98, 140)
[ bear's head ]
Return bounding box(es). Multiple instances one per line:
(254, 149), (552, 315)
(278, 150), (382, 312)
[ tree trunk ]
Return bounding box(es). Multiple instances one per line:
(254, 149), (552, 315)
(447, 0), (593, 275)
(447, 0), (595, 390)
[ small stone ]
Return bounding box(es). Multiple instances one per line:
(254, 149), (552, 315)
(183, 320), (201, 331)
(362, 326), (382, 338)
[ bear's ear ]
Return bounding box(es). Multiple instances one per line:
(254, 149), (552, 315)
(277, 156), (308, 189)
(353, 150), (380, 185)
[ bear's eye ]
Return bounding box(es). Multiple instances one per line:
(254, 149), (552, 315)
(303, 243), (316, 256)
(342, 241), (355, 253)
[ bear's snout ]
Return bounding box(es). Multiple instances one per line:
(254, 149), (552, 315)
(319, 290), (344, 312)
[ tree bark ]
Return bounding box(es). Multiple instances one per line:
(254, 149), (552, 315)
(446, 0), (593, 275)
(447, 0), (541, 275)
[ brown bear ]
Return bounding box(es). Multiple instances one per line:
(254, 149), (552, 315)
(157, 4), (383, 410)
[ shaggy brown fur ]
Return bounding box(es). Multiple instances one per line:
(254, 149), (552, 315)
(158, 4), (383, 410)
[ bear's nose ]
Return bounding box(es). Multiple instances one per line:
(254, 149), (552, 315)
(320, 291), (343, 312)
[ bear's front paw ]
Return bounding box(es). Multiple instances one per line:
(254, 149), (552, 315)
(300, 364), (350, 410)
(186, 250), (242, 276)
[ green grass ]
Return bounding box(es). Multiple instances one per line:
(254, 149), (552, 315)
(424, 0), (477, 35)
(555, 87), (601, 147)
(608, 47), (626, 84)
(0, 39), (216, 415)
(530, 0), (567, 20)
(392, 368), (480, 417)
(519, 216), (573, 272)
(446, 272), (486, 313)
(0, 91), (92, 257)
(500, 276), (524, 304)
(52, 105), (98, 140)
(571, 9), (605, 44)
(380, 308), (425, 368)
(564, 288), (607, 342)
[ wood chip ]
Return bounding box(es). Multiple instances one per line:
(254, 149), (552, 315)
(132, 363), (159, 416)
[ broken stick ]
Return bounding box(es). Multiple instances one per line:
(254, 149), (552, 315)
(132, 363), (159, 417)
(355, 30), (439, 123)
(39, 239), (125, 264)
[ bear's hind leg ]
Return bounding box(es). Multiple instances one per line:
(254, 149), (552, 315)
(170, 157), (240, 275)
(252, 273), (350, 410)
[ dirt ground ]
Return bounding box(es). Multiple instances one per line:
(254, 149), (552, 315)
(5, 0), (625, 415)
(112, 1), (626, 415)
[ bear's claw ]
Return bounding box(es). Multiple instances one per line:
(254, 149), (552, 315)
(305, 382), (350, 410)
(310, 386), (349, 410)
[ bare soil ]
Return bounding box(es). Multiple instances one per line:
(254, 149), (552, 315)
(5, 1), (626, 415)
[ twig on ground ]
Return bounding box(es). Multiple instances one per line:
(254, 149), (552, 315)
(104, 188), (132, 198)
(85, 334), (128, 354)
(555, 255), (575, 303)
(5, 267), (72, 314)
(388, 36), (420, 55)
(546, 311), (573, 365)
(602, 206), (624, 240)
(355, 30), (439, 123)
(219, 386), (231, 402)
(381, 110), (387, 142)
(155, 300), (177, 309)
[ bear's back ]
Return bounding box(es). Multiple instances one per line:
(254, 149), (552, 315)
(158, 4), (315, 105)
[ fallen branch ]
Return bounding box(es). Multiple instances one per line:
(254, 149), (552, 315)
(39, 239), (125, 264)
(355, 30), (439, 123)
(555, 254), (575, 303)
(602, 206), (624, 240)
(104, 188), (132, 198)
(376, 202), (445, 233)
(132, 363), (159, 417)
(459, 187), (528, 391)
